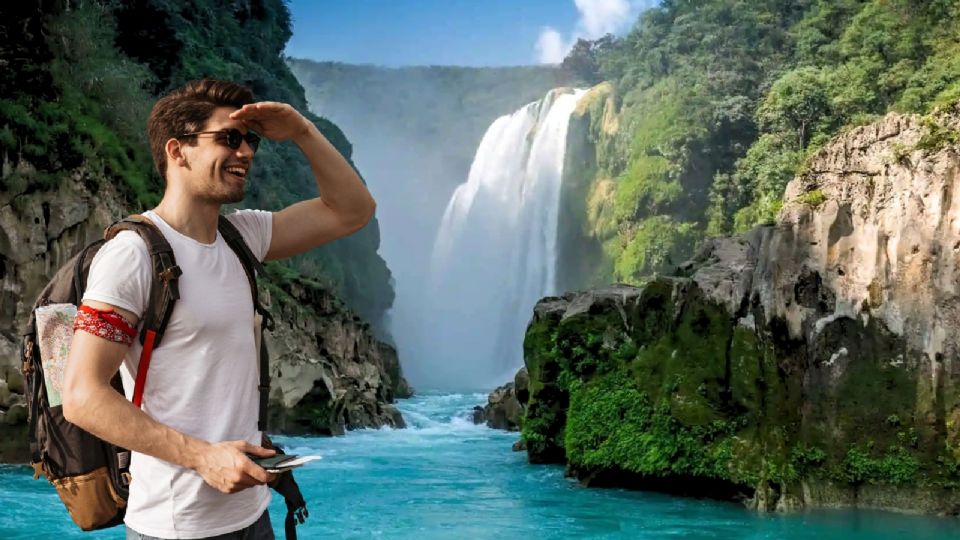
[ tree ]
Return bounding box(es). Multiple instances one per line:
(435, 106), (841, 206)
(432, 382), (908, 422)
(562, 34), (616, 85)
(757, 67), (831, 149)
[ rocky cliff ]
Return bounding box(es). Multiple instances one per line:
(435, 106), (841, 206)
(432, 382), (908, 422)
(0, 163), (411, 462)
(263, 266), (412, 435)
(0, 164), (132, 462)
(519, 104), (960, 514)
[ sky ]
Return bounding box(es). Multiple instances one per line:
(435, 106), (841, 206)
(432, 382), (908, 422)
(284, 0), (653, 68)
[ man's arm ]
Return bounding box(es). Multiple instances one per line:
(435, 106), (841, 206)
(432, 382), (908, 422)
(62, 300), (276, 494)
(229, 102), (376, 261)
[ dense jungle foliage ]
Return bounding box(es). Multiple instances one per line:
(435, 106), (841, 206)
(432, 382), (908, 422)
(0, 1), (393, 326)
(565, 0), (960, 284)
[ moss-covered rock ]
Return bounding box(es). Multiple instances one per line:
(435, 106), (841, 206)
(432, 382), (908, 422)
(521, 276), (960, 513)
(522, 296), (570, 464)
(523, 104), (960, 512)
(523, 283), (788, 501)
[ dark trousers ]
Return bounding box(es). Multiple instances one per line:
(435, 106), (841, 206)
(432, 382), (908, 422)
(125, 509), (274, 540)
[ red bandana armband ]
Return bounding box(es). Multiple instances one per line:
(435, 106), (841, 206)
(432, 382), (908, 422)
(73, 305), (137, 345)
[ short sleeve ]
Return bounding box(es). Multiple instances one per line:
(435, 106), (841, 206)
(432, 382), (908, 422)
(82, 231), (152, 318)
(225, 209), (273, 262)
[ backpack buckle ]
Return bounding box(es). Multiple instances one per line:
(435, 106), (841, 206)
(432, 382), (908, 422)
(159, 265), (182, 283)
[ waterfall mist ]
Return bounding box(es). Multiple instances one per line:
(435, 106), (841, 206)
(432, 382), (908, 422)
(290, 61), (581, 391)
(409, 88), (586, 390)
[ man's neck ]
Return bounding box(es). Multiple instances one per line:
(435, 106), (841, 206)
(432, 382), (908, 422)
(153, 194), (221, 244)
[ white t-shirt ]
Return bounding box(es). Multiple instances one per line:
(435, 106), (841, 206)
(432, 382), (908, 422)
(83, 209), (273, 539)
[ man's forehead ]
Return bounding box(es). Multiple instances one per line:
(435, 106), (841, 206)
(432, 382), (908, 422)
(202, 106), (242, 130)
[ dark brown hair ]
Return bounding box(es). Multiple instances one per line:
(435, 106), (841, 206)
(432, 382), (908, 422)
(147, 79), (255, 180)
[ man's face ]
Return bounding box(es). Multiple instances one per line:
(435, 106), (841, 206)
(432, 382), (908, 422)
(178, 106), (256, 204)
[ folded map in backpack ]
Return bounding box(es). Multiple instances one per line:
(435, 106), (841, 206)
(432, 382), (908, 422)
(35, 303), (78, 408)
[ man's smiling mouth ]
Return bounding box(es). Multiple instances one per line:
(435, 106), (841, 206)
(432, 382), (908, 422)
(224, 165), (248, 181)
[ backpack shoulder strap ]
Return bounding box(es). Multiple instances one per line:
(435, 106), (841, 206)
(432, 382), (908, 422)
(104, 215), (181, 408)
(104, 215), (182, 348)
(217, 215), (273, 431)
(217, 215), (266, 277)
(217, 215), (273, 328)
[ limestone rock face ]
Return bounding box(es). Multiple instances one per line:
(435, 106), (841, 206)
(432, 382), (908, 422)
(692, 106), (960, 455)
(0, 165), (128, 462)
(748, 106), (960, 361)
(522, 105), (960, 515)
(263, 276), (411, 435)
(0, 165), (410, 462)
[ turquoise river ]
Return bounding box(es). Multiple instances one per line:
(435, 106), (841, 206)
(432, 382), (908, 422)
(3, 392), (960, 539)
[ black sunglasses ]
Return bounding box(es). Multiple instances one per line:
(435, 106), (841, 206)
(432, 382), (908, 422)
(178, 128), (261, 152)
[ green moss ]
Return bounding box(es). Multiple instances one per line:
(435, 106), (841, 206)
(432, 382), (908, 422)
(889, 142), (913, 164)
(522, 319), (558, 392)
(520, 318), (569, 462)
(520, 276), (956, 496)
(836, 445), (919, 485)
(555, 312), (631, 379)
(915, 116), (960, 153)
(727, 325), (798, 436)
(785, 445), (827, 483)
(74, 113), (159, 208)
(565, 371), (744, 480)
(796, 189), (827, 208)
(613, 216), (699, 284)
(834, 352), (917, 449)
(528, 283), (804, 488)
(627, 288), (732, 425)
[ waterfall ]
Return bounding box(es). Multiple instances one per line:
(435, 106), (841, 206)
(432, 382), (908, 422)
(404, 88), (585, 390)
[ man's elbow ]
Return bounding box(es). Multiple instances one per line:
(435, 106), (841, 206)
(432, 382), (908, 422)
(348, 198), (376, 232)
(362, 198), (376, 225)
(61, 382), (92, 427)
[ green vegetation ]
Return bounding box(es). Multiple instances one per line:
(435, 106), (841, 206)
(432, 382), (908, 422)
(796, 189), (827, 208)
(521, 279), (958, 497)
(614, 216), (698, 283)
(837, 445), (919, 485)
(522, 282), (790, 488)
(1, 1), (393, 326)
(520, 317), (569, 462)
(565, 372), (743, 480)
(1, 2), (159, 206)
(915, 116), (960, 153)
(565, 0), (960, 284)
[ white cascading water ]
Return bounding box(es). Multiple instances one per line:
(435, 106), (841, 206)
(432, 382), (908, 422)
(405, 88), (585, 390)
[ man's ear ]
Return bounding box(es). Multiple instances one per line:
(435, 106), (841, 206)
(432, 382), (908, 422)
(165, 138), (188, 168)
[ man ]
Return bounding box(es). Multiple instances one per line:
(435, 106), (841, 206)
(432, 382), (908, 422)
(62, 79), (376, 539)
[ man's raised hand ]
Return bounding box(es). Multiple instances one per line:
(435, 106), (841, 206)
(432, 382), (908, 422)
(230, 102), (312, 142)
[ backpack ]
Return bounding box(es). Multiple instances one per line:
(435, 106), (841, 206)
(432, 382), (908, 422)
(21, 214), (308, 537)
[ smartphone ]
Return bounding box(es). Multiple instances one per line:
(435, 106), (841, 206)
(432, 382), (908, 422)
(246, 453), (299, 470)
